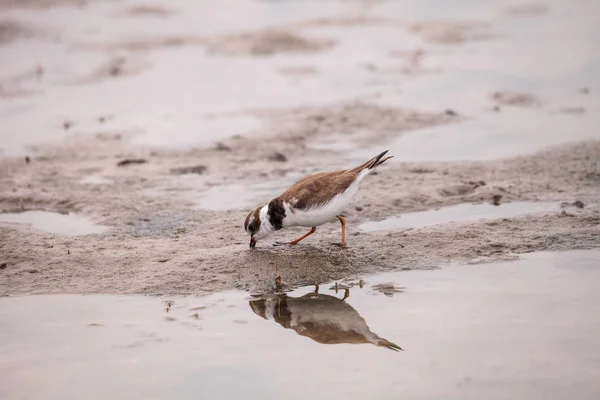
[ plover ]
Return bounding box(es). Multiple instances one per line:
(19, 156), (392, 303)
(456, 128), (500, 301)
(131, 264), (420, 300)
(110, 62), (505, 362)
(249, 287), (402, 351)
(244, 150), (392, 248)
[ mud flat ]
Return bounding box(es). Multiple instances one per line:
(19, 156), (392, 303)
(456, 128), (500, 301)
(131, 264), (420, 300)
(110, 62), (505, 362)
(1, 0), (600, 296)
(1, 134), (598, 295)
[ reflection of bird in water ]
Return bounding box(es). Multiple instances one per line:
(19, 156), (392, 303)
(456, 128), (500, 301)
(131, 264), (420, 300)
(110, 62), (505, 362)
(249, 287), (402, 351)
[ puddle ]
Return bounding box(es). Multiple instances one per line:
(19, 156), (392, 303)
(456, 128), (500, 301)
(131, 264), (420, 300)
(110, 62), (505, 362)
(191, 182), (281, 211)
(154, 173), (304, 211)
(352, 106), (600, 162)
(191, 180), (292, 211)
(128, 114), (263, 150)
(1, 250), (599, 399)
(360, 202), (559, 232)
(0, 211), (108, 235)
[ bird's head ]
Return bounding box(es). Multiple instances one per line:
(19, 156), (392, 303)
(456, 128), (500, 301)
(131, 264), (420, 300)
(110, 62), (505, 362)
(244, 206), (270, 248)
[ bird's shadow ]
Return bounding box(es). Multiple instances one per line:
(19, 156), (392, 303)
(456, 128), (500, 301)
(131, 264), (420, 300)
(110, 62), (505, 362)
(249, 286), (403, 351)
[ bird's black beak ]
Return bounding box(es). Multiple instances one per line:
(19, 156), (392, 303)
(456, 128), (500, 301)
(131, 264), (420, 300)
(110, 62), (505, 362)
(250, 236), (257, 248)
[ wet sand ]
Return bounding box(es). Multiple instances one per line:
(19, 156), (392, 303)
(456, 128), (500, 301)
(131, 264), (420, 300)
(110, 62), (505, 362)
(1, 0), (600, 296)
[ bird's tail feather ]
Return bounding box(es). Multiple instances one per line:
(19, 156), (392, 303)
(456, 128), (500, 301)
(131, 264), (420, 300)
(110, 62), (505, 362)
(355, 150), (393, 172)
(377, 338), (403, 351)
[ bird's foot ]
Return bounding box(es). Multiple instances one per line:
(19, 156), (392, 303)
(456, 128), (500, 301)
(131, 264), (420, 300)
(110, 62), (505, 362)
(330, 242), (347, 249)
(273, 241), (296, 247)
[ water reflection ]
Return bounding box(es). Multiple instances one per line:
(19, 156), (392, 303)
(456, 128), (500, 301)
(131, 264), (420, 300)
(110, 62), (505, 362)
(249, 287), (402, 351)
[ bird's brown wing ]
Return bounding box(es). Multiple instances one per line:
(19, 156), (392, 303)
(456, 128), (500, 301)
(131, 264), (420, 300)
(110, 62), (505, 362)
(277, 170), (358, 210)
(276, 150), (392, 210)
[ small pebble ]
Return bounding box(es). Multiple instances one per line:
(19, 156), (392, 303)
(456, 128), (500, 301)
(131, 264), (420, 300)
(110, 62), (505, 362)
(117, 159), (148, 167)
(215, 142), (231, 151)
(268, 151), (288, 162)
(170, 165), (206, 175)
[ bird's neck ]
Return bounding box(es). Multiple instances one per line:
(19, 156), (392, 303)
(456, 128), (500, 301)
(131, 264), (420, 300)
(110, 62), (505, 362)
(265, 199), (286, 231)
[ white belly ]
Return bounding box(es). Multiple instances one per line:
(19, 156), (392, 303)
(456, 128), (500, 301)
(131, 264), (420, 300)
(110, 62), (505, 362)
(282, 181), (361, 228)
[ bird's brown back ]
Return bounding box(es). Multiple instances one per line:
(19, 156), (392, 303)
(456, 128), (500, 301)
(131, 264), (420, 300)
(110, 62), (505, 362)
(276, 169), (358, 210)
(272, 150), (391, 212)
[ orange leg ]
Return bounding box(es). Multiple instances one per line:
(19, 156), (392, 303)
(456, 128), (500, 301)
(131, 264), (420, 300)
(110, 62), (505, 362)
(274, 226), (317, 246)
(338, 216), (346, 248)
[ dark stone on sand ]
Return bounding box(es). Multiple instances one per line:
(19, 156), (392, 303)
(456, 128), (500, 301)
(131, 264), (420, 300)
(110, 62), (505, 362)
(25, 156), (30, 164)
(215, 142), (231, 151)
(117, 158), (148, 167)
(445, 109), (458, 116)
(355, 206), (363, 212)
(492, 194), (502, 206)
(268, 151), (288, 162)
(408, 167), (435, 173)
(170, 165), (207, 175)
(469, 180), (486, 188)
(561, 200), (585, 209)
(0, 263), (7, 270)
(560, 210), (575, 217)
(560, 107), (586, 115)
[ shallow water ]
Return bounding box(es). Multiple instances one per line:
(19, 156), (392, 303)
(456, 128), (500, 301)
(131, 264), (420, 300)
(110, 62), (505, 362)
(0, 211), (108, 235)
(355, 106), (600, 162)
(347, 0), (600, 161)
(1, 250), (599, 399)
(360, 202), (559, 232)
(190, 178), (300, 211)
(1, 0), (599, 158)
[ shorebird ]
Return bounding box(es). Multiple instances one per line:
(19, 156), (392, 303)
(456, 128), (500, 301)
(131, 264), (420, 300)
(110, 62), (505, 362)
(244, 150), (392, 248)
(249, 288), (402, 351)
